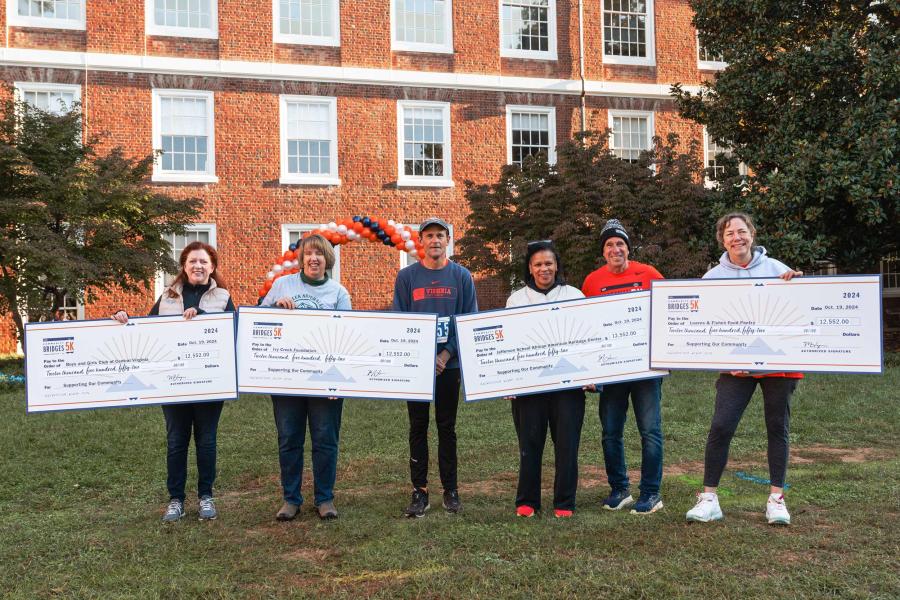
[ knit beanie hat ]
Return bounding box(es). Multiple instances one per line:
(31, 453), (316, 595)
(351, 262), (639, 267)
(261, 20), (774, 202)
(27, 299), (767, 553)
(598, 219), (631, 251)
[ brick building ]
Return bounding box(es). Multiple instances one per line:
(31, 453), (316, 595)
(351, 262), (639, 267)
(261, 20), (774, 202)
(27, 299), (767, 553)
(0, 0), (732, 352)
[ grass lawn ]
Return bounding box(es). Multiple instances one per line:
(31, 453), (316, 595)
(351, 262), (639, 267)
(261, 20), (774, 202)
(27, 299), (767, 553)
(1, 359), (898, 599)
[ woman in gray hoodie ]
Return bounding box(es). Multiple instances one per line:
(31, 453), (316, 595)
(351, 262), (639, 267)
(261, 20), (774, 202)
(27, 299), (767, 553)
(686, 212), (803, 526)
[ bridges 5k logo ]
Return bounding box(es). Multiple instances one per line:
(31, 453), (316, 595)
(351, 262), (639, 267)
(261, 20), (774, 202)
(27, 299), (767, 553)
(667, 295), (700, 312)
(251, 322), (283, 338)
(42, 336), (75, 354)
(472, 325), (504, 344)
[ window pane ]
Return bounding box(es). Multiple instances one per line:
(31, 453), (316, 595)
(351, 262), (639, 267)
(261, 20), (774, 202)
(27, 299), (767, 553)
(509, 109), (551, 166)
(396, 0), (446, 45)
(279, 0), (334, 38)
(154, 0), (211, 29)
(604, 0), (647, 57)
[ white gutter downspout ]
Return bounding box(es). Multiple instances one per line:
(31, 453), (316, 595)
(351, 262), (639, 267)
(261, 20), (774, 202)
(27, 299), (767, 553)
(578, 0), (586, 134)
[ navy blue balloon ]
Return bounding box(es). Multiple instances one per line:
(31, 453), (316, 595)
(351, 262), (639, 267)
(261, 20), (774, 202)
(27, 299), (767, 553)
(352, 216), (361, 223)
(288, 243), (298, 251)
(362, 217), (371, 227)
(370, 221), (379, 230)
(383, 237), (393, 246)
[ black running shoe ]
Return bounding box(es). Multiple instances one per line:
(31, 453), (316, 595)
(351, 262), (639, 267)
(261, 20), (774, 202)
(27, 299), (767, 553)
(404, 488), (429, 518)
(442, 489), (461, 514)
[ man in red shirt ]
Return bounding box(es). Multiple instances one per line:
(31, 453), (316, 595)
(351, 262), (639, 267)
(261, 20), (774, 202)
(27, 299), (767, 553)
(582, 219), (666, 515)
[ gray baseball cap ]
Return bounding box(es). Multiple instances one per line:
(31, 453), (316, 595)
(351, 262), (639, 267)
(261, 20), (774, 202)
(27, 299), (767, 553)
(419, 217), (451, 235)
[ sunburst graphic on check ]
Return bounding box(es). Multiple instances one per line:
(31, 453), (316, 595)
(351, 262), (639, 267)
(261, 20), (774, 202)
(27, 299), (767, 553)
(92, 332), (170, 392)
(521, 316), (595, 378)
(296, 325), (376, 383)
(714, 292), (808, 356)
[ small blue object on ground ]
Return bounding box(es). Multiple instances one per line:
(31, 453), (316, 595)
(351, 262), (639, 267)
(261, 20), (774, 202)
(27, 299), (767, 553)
(735, 471), (790, 490)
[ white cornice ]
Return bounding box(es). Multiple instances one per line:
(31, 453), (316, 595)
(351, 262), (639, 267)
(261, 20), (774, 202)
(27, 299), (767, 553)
(0, 47), (697, 100)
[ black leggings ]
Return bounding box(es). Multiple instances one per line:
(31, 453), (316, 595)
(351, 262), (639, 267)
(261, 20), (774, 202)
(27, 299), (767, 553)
(703, 374), (798, 489)
(407, 368), (461, 491)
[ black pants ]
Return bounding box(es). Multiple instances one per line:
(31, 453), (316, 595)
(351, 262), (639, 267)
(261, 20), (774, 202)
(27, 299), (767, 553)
(407, 368), (461, 491)
(511, 389), (585, 511)
(703, 374), (797, 488)
(162, 401), (224, 502)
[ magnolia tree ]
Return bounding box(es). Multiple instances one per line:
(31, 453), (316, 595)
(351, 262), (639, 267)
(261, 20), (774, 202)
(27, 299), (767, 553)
(673, 0), (899, 272)
(0, 94), (202, 345)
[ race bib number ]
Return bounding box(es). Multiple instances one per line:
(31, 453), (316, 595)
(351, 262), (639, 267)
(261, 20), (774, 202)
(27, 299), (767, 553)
(436, 317), (450, 344)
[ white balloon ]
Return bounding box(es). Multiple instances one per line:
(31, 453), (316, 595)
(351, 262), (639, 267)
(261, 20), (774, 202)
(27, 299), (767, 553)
(400, 230), (411, 241)
(405, 240), (416, 250)
(272, 264), (283, 273)
(337, 224), (347, 234)
(266, 271), (275, 280)
(328, 222), (337, 231)
(388, 219), (396, 226)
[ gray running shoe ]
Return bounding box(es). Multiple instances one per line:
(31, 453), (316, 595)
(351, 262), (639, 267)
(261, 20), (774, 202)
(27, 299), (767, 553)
(162, 499), (184, 523)
(276, 502), (301, 521)
(317, 500), (338, 520)
(198, 496), (217, 520)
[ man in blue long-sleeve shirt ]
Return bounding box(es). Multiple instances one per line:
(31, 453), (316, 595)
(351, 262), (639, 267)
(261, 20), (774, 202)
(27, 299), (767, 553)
(392, 217), (478, 517)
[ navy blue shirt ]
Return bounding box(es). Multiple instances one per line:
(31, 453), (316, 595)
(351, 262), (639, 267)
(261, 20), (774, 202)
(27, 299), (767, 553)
(392, 260), (478, 369)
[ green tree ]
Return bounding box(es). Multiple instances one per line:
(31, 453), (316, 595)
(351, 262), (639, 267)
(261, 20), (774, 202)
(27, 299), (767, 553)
(673, 0), (899, 272)
(0, 94), (202, 344)
(456, 132), (720, 291)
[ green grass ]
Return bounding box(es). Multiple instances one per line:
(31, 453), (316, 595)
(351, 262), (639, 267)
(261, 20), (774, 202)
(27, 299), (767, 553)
(1, 364), (898, 599)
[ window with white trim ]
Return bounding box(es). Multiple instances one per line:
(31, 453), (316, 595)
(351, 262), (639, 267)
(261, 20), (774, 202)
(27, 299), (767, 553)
(282, 224), (341, 281)
(397, 101), (453, 187)
(155, 224), (216, 296)
(697, 36), (726, 70)
(14, 82), (80, 115)
(274, 0), (340, 45)
(398, 223), (454, 268)
(391, 0), (453, 53)
(881, 254), (900, 296)
(506, 105), (556, 166)
(8, 0), (85, 30)
(146, 0), (218, 39)
(279, 95), (339, 185)
(152, 89), (217, 183)
(608, 110), (653, 162)
(602, 0), (655, 66)
(58, 292), (85, 321)
(500, 0), (557, 60)
(703, 127), (747, 185)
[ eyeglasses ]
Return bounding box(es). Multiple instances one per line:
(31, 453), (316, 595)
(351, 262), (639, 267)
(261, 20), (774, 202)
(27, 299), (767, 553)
(527, 239), (553, 247)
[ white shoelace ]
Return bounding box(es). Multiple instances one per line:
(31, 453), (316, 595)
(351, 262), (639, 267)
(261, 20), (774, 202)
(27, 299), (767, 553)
(199, 497), (215, 511)
(166, 501), (182, 515)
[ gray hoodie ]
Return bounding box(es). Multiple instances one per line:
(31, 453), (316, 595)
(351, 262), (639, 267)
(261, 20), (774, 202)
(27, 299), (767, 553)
(703, 246), (791, 279)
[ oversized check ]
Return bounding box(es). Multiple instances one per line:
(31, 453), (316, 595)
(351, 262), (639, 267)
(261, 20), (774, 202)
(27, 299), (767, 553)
(650, 275), (883, 373)
(236, 306), (438, 401)
(455, 292), (664, 402)
(25, 313), (237, 413)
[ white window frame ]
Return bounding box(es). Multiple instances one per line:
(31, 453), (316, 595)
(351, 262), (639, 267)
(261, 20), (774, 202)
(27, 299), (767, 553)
(13, 82), (81, 114)
(703, 126), (747, 187)
(697, 34), (726, 71)
(273, 0), (341, 46)
(608, 109), (654, 161)
(152, 89), (218, 184)
(154, 224), (217, 297)
(279, 95), (340, 186)
(601, 0), (655, 67)
(399, 223), (454, 268)
(396, 100), (454, 188)
(7, 0), (86, 30)
(390, 0), (454, 54)
(145, 0), (219, 39)
(505, 105), (557, 165)
(499, 0), (557, 61)
(282, 224), (341, 282)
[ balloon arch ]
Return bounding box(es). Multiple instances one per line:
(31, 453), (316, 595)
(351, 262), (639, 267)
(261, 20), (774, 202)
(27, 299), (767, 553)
(257, 216), (425, 299)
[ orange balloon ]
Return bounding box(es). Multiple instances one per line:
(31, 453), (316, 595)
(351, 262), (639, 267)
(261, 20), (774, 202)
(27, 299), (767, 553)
(384, 225), (396, 236)
(361, 227), (372, 238)
(283, 250), (295, 260)
(417, 249), (425, 259)
(390, 234), (401, 245)
(352, 222), (364, 233)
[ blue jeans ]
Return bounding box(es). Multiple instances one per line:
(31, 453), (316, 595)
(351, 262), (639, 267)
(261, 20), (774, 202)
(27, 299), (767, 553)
(599, 378), (663, 496)
(272, 395), (343, 506)
(162, 401), (224, 502)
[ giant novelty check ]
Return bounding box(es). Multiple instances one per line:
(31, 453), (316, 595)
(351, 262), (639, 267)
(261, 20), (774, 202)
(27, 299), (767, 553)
(25, 313), (238, 413)
(455, 292), (664, 402)
(650, 275), (883, 373)
(236, 306), (438, 401)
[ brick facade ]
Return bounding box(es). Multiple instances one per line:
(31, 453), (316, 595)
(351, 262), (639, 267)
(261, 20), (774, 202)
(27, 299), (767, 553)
(0, 0), (723, 351)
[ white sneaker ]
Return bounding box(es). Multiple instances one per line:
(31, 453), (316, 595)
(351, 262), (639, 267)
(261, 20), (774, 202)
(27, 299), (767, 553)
(685, 492), (723, 523)
(766, 493), (791, 526)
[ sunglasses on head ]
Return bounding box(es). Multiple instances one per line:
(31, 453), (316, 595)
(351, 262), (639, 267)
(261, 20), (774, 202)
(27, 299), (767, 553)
(527, 239), (553, 247)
